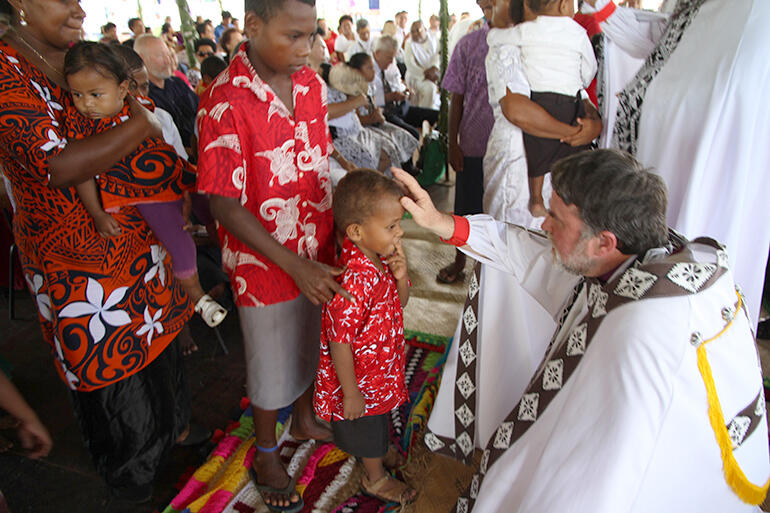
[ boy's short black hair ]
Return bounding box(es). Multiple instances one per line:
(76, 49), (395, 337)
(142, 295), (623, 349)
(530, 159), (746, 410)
(102, 22), (116, 32)
(194, 38), (217, 53)
(222, 10), (232, 19)
(201, 55), (228, 81)
(338, 14), (353, 27)
(245, 0), (316, 21)
(128, 17), (142, 30)
(195, 21), (211, 36)
(333, 170), (404, 231)
(347, 52), (371, 71)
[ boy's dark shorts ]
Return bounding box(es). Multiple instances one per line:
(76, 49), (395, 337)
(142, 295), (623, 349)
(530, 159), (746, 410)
(331, 413), (389, 458)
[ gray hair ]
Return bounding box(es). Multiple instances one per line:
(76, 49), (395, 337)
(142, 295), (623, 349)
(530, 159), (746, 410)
(551, 149), (668, 255)
(356, 18), (369, 31)
(375, 35), (398, 54)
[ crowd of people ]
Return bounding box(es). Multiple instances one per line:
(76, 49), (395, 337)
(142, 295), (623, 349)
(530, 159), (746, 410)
(0, 0), (768, 512)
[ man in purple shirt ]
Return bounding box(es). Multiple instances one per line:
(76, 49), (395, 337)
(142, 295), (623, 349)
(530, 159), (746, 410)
(437, 0), (495, 284)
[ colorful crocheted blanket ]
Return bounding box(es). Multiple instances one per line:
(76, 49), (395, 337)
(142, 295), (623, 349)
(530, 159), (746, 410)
(163, 330), (449, 513)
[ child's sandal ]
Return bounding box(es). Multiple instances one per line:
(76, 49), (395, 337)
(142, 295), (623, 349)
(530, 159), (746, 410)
(195, 294), (228, 327)
(361, 474), (417, 505)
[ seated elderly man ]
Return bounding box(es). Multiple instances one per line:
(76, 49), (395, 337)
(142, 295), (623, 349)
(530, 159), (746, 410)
(393, 150), (770, 513)
(372, 35), (438, 139)
(404, 21), (440, 109)
(134, 34), (199, 156)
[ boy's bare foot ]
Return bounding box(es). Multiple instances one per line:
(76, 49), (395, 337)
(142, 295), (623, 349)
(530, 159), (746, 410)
(289, 415), (332, 442)
(529, 201), (548, 218)
(252, 449), (301, 509)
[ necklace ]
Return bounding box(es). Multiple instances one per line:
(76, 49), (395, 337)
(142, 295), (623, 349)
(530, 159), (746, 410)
(7, 27), (67, 84)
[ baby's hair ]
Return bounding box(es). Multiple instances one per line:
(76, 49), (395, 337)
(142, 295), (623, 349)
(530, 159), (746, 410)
(201, 55), (228, 81)
(245, 0), (316, 21)
(526, 0), (559, 15)
(347, 52), (372, 71)
(110, 44), (145, 74)
(63, 41), (130, 85)
(333, 170), (404, 231)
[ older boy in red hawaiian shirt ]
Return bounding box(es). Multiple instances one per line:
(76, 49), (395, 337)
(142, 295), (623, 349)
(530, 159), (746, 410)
(314, 170), (417, 505)
(196, 0), (350, 511)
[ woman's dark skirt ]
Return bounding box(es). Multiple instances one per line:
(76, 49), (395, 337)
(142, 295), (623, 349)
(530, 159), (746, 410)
(70, 337), (190, 488)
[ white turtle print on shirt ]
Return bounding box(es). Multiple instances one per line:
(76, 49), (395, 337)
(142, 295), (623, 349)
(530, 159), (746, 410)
(255, 139), (296, 186)
(260, 196), (301, 243)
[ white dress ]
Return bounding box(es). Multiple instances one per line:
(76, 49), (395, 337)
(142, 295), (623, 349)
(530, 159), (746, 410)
(482, 27), (553, 228)
(590, 0), (770, 326)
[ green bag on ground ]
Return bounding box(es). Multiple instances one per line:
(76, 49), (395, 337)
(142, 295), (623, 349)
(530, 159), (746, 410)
(416, 132), (446, 187)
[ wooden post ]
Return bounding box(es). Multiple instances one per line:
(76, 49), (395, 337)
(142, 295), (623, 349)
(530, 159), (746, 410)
(175, 0), (197, 69)
(438, 0), (450, 175)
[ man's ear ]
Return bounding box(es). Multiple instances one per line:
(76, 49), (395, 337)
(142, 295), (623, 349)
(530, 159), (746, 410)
(346, 223), (363, 242)
(593, 230), (620, 258)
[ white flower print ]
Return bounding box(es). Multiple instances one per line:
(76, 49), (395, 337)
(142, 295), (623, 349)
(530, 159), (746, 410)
(298, 223), (318, 260)
(297, 142), (322, 173)
(25, 273), (52, 322)
(232, 75), (268, 102)
(267, 97), (286, 122)
(208, 101), (230, 122)
(53, 336), (79, 390)
(204, 134), (242, 155)
(59, 278), (131, 344)
(255, 139), (296, 186)
(31, 79), (63, 112)
(231, 166), (245, 191)
(260, 196), (301, 243)
(136, 307), (163, 347)
(144, 245), (167, 285)
(40, 129), (67, 153)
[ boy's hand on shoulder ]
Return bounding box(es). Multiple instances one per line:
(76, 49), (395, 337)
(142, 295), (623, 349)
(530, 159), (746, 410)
(385, 240), (408, 282)
(343, 388), (366, 420)
(289, 257), (355, 305)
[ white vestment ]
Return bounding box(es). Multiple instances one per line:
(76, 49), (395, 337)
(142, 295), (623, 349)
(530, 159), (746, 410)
(442, 215), (770, 513)
(425, 29), (557, 451)
(404, 35), (440, 109)
(589, 0), (770, 325)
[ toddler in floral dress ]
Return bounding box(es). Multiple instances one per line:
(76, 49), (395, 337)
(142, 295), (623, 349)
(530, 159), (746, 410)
(314, 170), (416, 505)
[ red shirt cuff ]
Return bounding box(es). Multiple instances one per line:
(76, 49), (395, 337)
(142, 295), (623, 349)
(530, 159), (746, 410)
(594, 1), (617, 23)
(441, 215), (470, 246)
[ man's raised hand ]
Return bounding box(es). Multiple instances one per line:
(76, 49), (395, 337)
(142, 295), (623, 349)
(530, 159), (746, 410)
(391, 167), (455, 240)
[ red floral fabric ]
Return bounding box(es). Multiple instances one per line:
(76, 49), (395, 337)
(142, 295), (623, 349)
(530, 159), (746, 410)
(196, 43), (334, 307)
(314, 238), (408, 422)
(0, 42), (192, 391)
(64, 99), (196, 210)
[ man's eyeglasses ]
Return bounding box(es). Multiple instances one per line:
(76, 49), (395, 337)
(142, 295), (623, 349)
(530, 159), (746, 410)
(197, 51), (215, 58)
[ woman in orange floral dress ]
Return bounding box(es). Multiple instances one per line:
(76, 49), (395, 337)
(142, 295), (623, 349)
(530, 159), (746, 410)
(0, 0), (201, 503)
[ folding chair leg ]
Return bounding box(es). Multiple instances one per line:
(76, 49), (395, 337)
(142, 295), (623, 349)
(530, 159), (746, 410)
(9, 243), (16, 321)
(213, 325), (228, 355)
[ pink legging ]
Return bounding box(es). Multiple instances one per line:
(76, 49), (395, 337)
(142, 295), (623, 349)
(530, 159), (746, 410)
(136, 199), (196, 279)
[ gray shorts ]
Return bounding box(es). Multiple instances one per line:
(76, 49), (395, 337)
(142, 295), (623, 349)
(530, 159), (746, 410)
(238, 295), (321, 410)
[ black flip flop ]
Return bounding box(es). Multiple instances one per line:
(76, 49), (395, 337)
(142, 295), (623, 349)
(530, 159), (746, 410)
(249, 467), (304, 513)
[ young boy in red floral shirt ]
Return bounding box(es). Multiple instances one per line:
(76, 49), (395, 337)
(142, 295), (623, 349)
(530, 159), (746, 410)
(196, 0), (352, 511)
(314, 170), (417, 505)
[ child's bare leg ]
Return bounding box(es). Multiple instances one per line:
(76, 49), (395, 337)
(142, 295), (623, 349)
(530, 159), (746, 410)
(528, 175), (547, 217)
(177, 273), (205, 304)
(361, 456), (417, 503)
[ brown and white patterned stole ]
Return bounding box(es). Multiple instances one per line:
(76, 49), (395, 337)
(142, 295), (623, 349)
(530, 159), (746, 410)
(612, 0), (708, 154)
(453, 239), (733, 513)
(424, 262), (585, 463)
